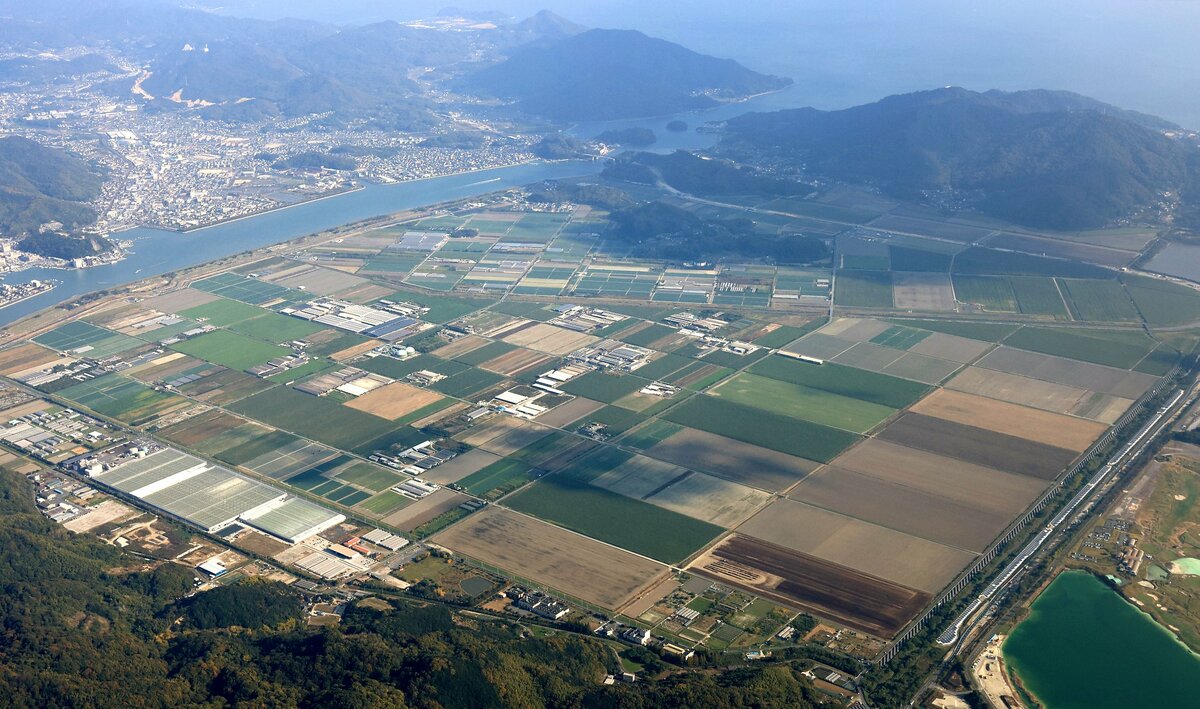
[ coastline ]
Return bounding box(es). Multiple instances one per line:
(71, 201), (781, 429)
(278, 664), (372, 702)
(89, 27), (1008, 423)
(0, 281), (56, 311)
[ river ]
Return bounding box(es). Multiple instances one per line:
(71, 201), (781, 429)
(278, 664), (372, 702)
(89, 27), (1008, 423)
(0, 89), (809, 327)
(0, 160), (601, 326)
(1003, 570), (1200, 708)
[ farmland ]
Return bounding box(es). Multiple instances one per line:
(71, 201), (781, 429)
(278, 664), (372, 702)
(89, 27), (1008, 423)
(1, 173), (1192, 654)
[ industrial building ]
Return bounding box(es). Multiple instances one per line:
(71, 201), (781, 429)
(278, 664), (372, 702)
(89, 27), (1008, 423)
(283, 298), (425, 341)
(85, 447), (341, 540)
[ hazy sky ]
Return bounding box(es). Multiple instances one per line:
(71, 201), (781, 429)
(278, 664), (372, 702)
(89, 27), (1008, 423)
(210, 0), (1200, 127)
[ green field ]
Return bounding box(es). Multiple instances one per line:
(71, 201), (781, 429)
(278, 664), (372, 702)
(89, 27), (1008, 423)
(885, 319), (1018, 342)
(834, 270), (892, 307)
(870, 325), (930, 350)
(712, 373), (895, 433)
(620, 323), (677, 347)
(748, 356), (930, 409)
(505, 451), (724, 563)
(229, 386), (404, 452)
(1004, 327), (1154, 369)
(562, 372), (647, 403)
(1123, 275), (1200, 326)
(57, 373), (184, 427)
(662, 395), (859, 462)
(33, 321), (143, 357)
(358, 490), (413, 516)
(1060, 279), (1140, 322)
(1010, 277), (1069, 318)
(572, 405), (648, 436)
(751, 325), (809, 349)
(170, 330), (290, 370)
(952, 247), (1112, 278)
(334, 462), (404, 492)
(952, 275), (1017, 311)
(632, 353), (693, 381)
(889, 245), (954, 272)
(228, 311), (326, 343)
(179, 298), (268, 327)
(620, 420), (684, 449)
(458, 458), (540, 500)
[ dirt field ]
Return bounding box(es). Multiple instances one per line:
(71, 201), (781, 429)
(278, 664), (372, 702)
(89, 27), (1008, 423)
(532, 396), (604, 427)
(787, 332), (858, 360)
(688, 534), (931, 637)
(646, 427), (820, 492)
(381, 488), (471, 531)
(946, 366), (1130, 423)
(269, 265), (366, 295)
(912, 388), (1106, 451)
(480, 347), (553, 375)
(593, 456), (772, 528)
(0, 342), (63, 376)
(820, 318), (891, 341)
(431, 334), (491, 359)
(977, 346), (1157, 399)
(420, 448), (503, 485)
(432, 507), (668, 610)
(879, 351), (962, 384)
(893, 272), (956, 311)
(877, 413), (1080, 480)
(0, 399), (51, 419)
(909, 332), (993, 363)
(141, 288), (220, 313)
(330, 339), (385, 362)
(63, 499), (137, 533)
(736, 499), (976, 593)
(345, 381), (444, 420)
(500, 322), (598, 355)
(790, 465), (1026, 552)
(455, 416), (554, 456)
(831, 342), (906, 371)
(159, 410), (250, 447)
(831, 440), (1050, 512)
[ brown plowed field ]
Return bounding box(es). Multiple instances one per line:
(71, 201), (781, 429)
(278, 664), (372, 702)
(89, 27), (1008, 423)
(345, 381), (444, 420)
(433, 507), (668, 610)
(911, 388), (1106, 451)
(432, 334), (490, 359)
(737, 499), (976, 593)
(646, 427), (820, 492)
(830, 439), (1048, 514)
(689, 534), (930, 637)
(908, 332), (992, 363)
(877, 413), (1079, 480)
(141, 288), (219, 313)
(501, 323), (598, 355)
(946, 366), (1129, 423)
(791, 466), (1020, 552)
(532, 396), (604, 427)
(977, 346), (1157, 399)
(382, 488), (471, 531)
(480, 347), (553, 375)
(0, 342), (62, 376)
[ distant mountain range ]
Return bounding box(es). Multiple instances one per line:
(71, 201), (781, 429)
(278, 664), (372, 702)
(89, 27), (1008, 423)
(720, 88), (1200, 229)
(0, 136), (101, 239)
(461, 28), (791, 121)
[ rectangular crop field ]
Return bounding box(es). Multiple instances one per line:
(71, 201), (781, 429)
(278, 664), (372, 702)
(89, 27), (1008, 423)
(877, 413), (1079, 480)
(643, 426), (819, 492)
(229, 386), (403, 452)
(169, 331), (290, 370)
(689, 534), (931, 637)
(834, 270), (892, 307)
(505, 471), (724, 563)
(432, 507), (667, 610)
(710, 373), (895, 433)
(736, 499), (976, 594)
(662, 395), (859, 463)
(910, 388), (1105, 451)
(748, 356), (929, 409)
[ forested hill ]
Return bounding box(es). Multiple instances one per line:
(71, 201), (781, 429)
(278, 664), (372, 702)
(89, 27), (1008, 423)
(461, 28), (791, 121)
(0, 465), (827, 707)
(720, 87), (1200, 230)
(0, 135), (101, 237)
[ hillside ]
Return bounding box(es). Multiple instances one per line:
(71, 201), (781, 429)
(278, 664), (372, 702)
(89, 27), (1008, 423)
(461, 28), (791, 121)
(720, 88), (1198, 229)
(0, 464), (829, 706)
(0, 135), (101, 237)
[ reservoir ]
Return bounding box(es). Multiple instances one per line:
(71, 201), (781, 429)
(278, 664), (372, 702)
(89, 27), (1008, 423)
(0, 160), (600, 326)
(1003, 570), (1200, 708)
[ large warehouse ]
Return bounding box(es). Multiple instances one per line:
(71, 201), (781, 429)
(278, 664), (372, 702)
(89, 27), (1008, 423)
(89, 448), (342, 540)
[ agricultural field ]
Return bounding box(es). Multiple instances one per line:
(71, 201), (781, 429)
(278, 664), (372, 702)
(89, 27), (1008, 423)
(169, 331), (290, 371)
(662, 395), (860, 463)
(57, 373), (188, 427)
(710, 372), (895, 433)
(834, 270), (892, 307)
(432, 507), (668, 610)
